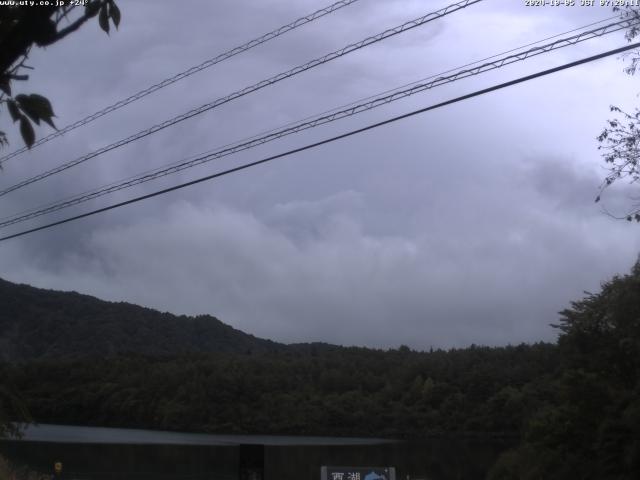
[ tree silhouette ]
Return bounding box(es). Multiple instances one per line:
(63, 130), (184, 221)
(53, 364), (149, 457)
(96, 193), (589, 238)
(0, 0), (121, 148)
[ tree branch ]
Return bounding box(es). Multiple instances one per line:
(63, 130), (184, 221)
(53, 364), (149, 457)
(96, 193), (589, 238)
(40, 7), (100, 46)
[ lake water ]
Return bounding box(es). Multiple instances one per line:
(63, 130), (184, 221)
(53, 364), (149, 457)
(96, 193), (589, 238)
(0, 424), (512, 480)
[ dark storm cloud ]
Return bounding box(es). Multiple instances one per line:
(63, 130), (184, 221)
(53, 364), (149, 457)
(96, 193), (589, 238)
(1, 0), (639, 348)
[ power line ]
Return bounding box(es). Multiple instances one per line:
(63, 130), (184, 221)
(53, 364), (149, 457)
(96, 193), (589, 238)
(0, 15), (632, 227)
(0, 0), (483, 197)
(0, 0), (362, 165)
(1, 41), (637, 244)
(0, 16), (635, 229)
(241, 13), (624, 136)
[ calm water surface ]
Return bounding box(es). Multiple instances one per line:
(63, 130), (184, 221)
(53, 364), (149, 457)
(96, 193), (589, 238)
(0, 424), (512, 480)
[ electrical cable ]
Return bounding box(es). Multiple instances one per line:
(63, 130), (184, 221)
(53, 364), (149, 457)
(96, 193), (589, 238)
(1, 41), (637, 243)
(0, 0), (362, 164)
(0, 16), (635, 229)
(0, 0), (483, 197)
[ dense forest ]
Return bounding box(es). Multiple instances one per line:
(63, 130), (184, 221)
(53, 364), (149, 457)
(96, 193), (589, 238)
(0, 278), (279, 361)
(1, 261), (639, 479)
(1, 343), (558, 438)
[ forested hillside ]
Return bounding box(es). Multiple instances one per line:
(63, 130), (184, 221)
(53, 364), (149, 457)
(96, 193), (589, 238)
(488, 261), (640, 479)
(0, 278), (279, 361)
(1, 261), (639, 479)
(1, 343), (558, 438)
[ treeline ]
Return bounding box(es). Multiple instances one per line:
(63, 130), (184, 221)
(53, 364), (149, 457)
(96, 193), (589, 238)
(2, 262), (640, 479)
(0, 278), (279, 362)
(2, 343), (557, 438)
(488, 261), (640, 479)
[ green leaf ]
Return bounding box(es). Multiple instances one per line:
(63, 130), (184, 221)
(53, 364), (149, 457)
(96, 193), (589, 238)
(6, 100), (20, 122)
(26, 93), (54, 115)
(19, 117), (35, 148)
(28, 94), (56, 129)
(0, 76), (10, 96)
(15, 94), (57, 129)
(15, 94), (40, 125)
(85, 1), (101, 18)
(99, 4), (110, 34)
(33, 18), (57, 47)
(42, 116), (56, 130)
(7, 100), (20, 123)
(109, 1), (121, 29)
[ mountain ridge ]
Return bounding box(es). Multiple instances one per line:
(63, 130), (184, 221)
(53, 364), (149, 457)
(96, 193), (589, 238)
(0, 277), (284, 361)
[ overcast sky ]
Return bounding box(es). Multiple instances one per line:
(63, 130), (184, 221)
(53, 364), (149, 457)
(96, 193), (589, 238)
(1, 0), (639, 349)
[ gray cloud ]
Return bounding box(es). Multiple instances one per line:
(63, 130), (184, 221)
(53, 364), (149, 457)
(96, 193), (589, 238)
(2, 152), (638, 349)
(0, 0), (639, 349)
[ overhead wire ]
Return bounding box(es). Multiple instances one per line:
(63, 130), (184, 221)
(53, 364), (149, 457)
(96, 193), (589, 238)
(0, 15), (636, 229)
(0, 0), (362, 165)
(1, 41), (638, 243)
(0, 0), (484, 197)
(220, 13), (624, 140)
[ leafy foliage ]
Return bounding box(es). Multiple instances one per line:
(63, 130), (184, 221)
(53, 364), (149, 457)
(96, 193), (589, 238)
(0, 0), (120, 149)
(1, 261), (640, 479)
(489, 259), (640, 479)
(596, 7), (640, 220)
(0, 278), (560, 439)
(0, 278), (279, 361)
(0, 364), (30, 439)
(2, 344), (558, 439)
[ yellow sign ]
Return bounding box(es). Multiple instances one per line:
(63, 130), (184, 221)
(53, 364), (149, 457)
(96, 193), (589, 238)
(54, 462), (63, 474)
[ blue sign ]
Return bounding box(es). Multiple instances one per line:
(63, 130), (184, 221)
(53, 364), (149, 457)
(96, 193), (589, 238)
(321, 466), (396, 480)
